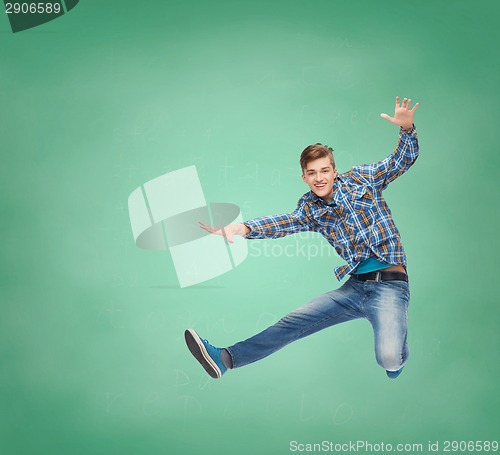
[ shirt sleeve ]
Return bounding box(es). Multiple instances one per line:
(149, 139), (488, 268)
(243, 194), (315, 239)
(352, 125), (419, 191)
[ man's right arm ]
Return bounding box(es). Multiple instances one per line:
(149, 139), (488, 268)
(243, 197), (313, 239)
(199, 194), (314, 243)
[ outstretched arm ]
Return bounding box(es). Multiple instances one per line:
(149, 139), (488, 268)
(352, 96), (420, 190)
(199, 194), (315, 243)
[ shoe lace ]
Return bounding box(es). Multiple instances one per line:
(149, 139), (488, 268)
(202, 338), (219, 351)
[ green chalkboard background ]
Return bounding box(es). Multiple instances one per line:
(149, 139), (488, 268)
(1, 1), (499, 454)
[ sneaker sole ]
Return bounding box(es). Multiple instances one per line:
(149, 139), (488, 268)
(184, 329), (222, 379)
(386, 367), (404, 379)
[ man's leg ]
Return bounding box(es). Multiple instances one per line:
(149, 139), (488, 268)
(363, 279), (410, 376)
(225, 278), (365, 369)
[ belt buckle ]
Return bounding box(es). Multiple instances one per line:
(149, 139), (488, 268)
(367, 271), (381, 282)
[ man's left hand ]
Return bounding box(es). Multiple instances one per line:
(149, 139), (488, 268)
(380, 96), (419, 131)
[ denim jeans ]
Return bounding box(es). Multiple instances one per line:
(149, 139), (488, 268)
(226, 276), (410, 372)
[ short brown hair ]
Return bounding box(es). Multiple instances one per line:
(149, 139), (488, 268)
(300, 143), (335, 172)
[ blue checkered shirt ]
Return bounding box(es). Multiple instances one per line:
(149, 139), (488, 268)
(244, 126), (419, 280)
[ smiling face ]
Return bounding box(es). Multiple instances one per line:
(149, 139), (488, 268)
(301, 156), (337, 203)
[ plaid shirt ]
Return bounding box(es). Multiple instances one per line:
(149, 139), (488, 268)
(244, 126), (419, 280)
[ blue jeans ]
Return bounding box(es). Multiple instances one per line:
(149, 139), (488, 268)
(226, 276), (410, 372)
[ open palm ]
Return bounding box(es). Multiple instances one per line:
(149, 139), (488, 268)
(380, 96), (419, 130)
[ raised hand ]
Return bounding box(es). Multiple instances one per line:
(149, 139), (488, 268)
(380, 96), (419, 130)
(198, 221), (249, 243)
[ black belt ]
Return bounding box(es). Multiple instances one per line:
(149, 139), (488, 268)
(351, 271), (408, 282)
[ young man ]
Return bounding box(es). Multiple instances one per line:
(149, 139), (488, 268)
(185, 96), (419, 380)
